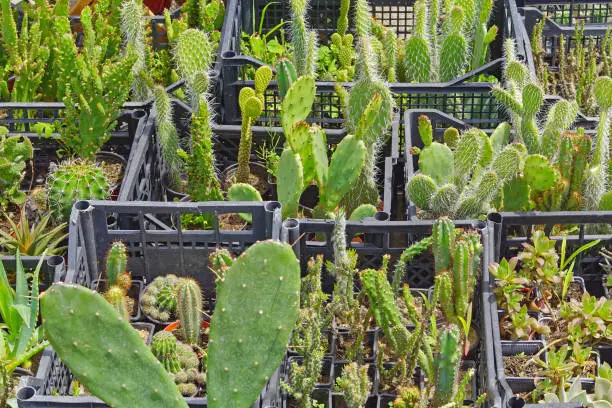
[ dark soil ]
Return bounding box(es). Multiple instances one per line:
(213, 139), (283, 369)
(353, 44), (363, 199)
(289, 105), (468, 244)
(99, 161), (123, 187)
(335, 334), (374, 361)
(564, 282), (584, 302)
(219, 213), (247, 231)
(504, 354), (541, 377)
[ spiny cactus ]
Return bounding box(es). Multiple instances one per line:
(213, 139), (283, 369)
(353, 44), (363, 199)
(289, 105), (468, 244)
(141, 275), (180, 322)
(40, 284), (188, 407)
(334, 363), (371, 408)
(152, 85), (182, 189)
(183, 0), (225, 31)
(432, 325), (461, 407)
(121, 0), (151, 101)
(329, 0), (355, 81)
(0, 0), (50, 102)
(46, 159), (111, 222)
(54, 9), (135, 159)
(151, 331), (182, 373)
(277, 57), (298, 101)
(236, 66), (272, 183)
(152, 333), (204, 396)
(406, 116), (518, 218)
(290, 0), (318, 77)
(227, 183), (263, 223)
(0, 132), (33, 209)
(207, 240), (300, 408)
(104, 285), (131, 321)
(176, 278), (203, 345)
(174, 28), (215, 108)
(105, 241), (128, 287)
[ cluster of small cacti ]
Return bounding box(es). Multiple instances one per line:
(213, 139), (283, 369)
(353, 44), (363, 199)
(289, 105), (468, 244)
(532, 20), (611, 117)
(46, 159), (111, 222)
(0, 130), (33, 209)
(141, 275), (181, 322)
(150, 331), (206, 396)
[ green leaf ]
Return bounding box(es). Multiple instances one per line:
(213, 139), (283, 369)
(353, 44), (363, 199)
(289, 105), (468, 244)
(9, 304), (31, 328)
(562, 239), (601, 270)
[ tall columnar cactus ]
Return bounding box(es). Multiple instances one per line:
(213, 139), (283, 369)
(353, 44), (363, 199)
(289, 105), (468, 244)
(152, 85), (182, 189)
(176, 278), (203, 345)
(290, 0), (318, 77)
(121, 0), (151, 101)
(55, 9), (135, 159)
(236, 66), (272, 183)
(207, 240), (300, 408)
(46, 159), (110, 222)
(40, 284), (188, 407)
(174, 28), (215, 109)
(0, 132), (33, 209)
(406, 116), (519, 218)
(0, 0), (50, 102)
(432, 325), (461, 407)
(105, 241), (128, 287)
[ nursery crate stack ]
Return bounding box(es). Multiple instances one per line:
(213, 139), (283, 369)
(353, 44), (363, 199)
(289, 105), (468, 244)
(16, 200), (283, 407)
(280, 217), (500, 407)
(486, 212), (612, 408)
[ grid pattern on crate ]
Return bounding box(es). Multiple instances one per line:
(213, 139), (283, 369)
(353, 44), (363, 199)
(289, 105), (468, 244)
(486, 211), (612, 407)
(280, 217), (501, 407)
(17, 200), (283, 407)
(1, 104), (148, 194)
(527, 1), (612, 24)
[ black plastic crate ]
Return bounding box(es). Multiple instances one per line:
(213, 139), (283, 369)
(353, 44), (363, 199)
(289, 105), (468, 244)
(217, 0), (511, 135)
(16, 200), (283, 407)
(485, 211), (612, 408)
(1, 103), (148, 203)
(0, 255), (65, 288)
(280, 217), (501, 407)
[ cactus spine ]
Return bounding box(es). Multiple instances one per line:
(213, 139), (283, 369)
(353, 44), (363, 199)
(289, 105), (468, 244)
(152, 85), (182, 189)
(121, 0), (150, 101)
(207, 240), (300, 408)
(151, 331), (182, 373)
(176, 278), (203, 345)
(46, 159), (111, 222)
(141, 275), (180, 322)
(236, 66), (272, 183)
(290, 0), (318, 77)
(0, 132), (33, 209)
(41, 284), (188, 407)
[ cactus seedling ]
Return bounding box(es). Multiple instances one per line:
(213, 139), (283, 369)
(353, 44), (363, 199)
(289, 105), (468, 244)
(40, 284), (188, 407)
(207, 240), (300, 408)
(105, 241), (128, 288)
(176, 278), (203, 345)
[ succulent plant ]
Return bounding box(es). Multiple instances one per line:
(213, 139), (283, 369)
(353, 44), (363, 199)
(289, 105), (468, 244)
(105, 241), (129, 287)
(0, 131), (33, 209)
(235, 66), (272, 183)
(559, 293), (612, 344)
(0, 210), (67, 256)
(152, 85), (182, 189)
(207, 240), (300, 408)
(489, 257), (529, 313)
(501, 305), (550, 340)
(226, 183), (263, 223)
(104, 285), (131, 321)
(176, 278), (203, 345)
(120, 0), (151, 101)
(46, 159), (111, 222)
(40, 284), (188, 407)
(290, 0), (318, 77)
(334, 363), (371, 408)
(432, 325), (462, 406)
(174, 28), (215, 109)
(151, 331), (182, 373)
(141, 275), (181, 322)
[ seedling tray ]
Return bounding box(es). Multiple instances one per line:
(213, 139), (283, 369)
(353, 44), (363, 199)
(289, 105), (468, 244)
(485, 211), (612, 407)
(280, 217), (501, 407)
(16, 200), (283, 407)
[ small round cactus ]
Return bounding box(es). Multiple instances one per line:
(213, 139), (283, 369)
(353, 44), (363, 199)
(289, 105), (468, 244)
(46, 159), (110, 222)
(141, 275), (180, 322)
(151, 331), (182, 373)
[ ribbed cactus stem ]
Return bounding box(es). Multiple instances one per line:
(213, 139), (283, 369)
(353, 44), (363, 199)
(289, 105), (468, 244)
(104, 285), (130, 321)
(433, 217), (455, 273)
(354, 0), (371, 38)
(151, 331), (182, 373)
(176, 278), (203, 345)
(121, 0), (149, 101)
(432, 325), (461, 406)
(105, 242), (128, 286)
(452, 240), (471, 321)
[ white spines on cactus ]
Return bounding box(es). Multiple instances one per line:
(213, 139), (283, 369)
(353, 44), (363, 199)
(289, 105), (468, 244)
(174, 28), (214, 109)
(152, 85), (182, 188)
(121, 0), (150, 101)
(290, 0), (318, 76)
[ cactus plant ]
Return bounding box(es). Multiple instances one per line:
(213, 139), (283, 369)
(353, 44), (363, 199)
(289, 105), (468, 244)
(40, 283), (188, 407)
(334, 363), (371, 408)
(104, 285), (131, 321)
(46, 159), (111, 222)
(174, 28), (215, 108)
(207, 240), (300, 408)
(290, 0), (318, 77)
(152, 85), (182, 189)
(176, 278), (203, 345)
(227, 183), (263, 223)
(141, 275), (180, 322)
(121, 0), (151, 101)
(329, 0), (355, 81)
(405, 116), (519, 218)
(151, 331), (182, 373)
(236, 66), (272, 183)
(54, 9), (135, 159)
(432, 325), (462, 407)
(105, 241), (128, 287)
(0, 131), (33, 209)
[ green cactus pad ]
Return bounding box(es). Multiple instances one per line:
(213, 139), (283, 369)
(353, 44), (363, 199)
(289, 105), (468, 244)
(431, 184), (459, 217)
(281, 76), (316, 136)
(418, 115), (433, 147)
(227, 183), (263, 223)
(522, 84), (544, 116)
(278, 149), (304, 219)
(254, 66), (273, 96)
(322, 135), (366, 210)
(493, 145), (522, 181)
(406, 174), (437, 210)
(444, 127), (460, 151)
(454, 129), (481, 187)
(440, 33), (467, 82)
(405, 36), (431, 82)
(41, 284), (187, 407)
(208, 240), (300, 408)
(595, 76), (612, 109)
(349, 204), (378, 220)
(276, 58), (298, 101)
(419, 142), (454, 185)
(490, 122), (511, 153)
(524, 154), (557, 191)
(310, 125), (328, 188)
(175, 28), (214, 85)
(502, 176), (530, 212)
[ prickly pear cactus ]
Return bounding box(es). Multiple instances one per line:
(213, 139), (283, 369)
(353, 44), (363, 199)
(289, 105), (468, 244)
(41, 284), (188, 407)
(227, 183), (263, 223)
(174, 28), (214, 103)
(46, 159), (110, 222)
(276, 58), (298, 101)
(207, 240), (300, 408)
(0, 132), (33, 209)
(176, 278), (203, 345)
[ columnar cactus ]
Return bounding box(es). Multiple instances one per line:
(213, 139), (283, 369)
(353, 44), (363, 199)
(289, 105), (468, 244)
(236, 66), (272, 183)
(104, 285), (131, 321)
(176, 278), (203, 345)
(40, 284), (188, 407)
(207, 240), (300, 408)
(290, 0), (318, 77)
(152, 85), (182, 189)
(0, 0), (50, 102)
(121, 0), (150, 101)
(105, 241), (128, 287)
(432, 325), (462, 407)
(0, 132), (33, 209)
(330, 0), (355, 81)
(55, 9), (135, 159)
(406, 116), (519, 218)
(46, 159), (111, 222)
